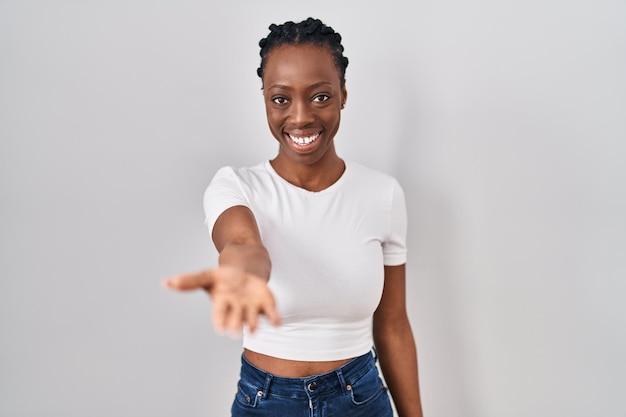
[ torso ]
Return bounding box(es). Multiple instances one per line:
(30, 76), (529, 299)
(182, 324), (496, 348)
(204, 161), (406, 362)
(244, 349), (352, 378)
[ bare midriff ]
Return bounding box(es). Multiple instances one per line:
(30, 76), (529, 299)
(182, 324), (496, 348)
(244, 349), (352, 378)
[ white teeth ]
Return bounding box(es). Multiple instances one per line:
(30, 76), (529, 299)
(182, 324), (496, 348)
(288, 133), (319, 145)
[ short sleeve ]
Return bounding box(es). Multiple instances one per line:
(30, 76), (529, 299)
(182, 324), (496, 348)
(203, 167), (250, 235)
(382, 179), (407, 266)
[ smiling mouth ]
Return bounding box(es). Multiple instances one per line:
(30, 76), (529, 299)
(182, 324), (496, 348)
(288, 132), (320, 146)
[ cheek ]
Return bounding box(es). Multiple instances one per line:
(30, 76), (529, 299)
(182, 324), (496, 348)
(265, 111), (284, 135)
(264, 106), (277, 120)
(266, 111), (281, 126)
(322, 108), (342, 124)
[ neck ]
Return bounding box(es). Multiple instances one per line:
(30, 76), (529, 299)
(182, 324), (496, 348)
(270, 154), (345, 192)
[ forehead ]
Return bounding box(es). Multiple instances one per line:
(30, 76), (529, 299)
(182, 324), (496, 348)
(263, 44), (340, 86)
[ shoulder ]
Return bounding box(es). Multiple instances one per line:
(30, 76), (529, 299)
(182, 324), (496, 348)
(211, 162), (271, 185)
(203, 162), (271, 224)
(214, 161), (267, 178)
(345, 161), (403, 192)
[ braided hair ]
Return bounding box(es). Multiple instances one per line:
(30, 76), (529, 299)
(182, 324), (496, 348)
(257, 17), (349, 88)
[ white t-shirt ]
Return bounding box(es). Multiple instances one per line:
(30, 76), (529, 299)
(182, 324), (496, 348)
(203, 160), (407, 361)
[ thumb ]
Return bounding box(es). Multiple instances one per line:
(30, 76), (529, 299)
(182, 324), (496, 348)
(163, 269), (215, 291)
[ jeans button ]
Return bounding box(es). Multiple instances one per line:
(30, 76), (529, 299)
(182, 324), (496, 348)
(307, 381), (318, 391)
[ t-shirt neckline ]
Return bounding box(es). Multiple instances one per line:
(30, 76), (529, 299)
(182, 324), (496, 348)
(264, 160), (349, 195)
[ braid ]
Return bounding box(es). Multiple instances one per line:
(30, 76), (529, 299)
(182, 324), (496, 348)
(257, 17), (349, 88)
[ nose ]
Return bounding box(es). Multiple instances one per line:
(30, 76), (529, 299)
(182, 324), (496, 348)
(289, 98), (315, 126)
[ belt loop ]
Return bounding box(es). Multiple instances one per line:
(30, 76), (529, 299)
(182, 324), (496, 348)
(372, 345), (378, 362)
(335, 368), (349, 393)
(261, 373), (273, 399)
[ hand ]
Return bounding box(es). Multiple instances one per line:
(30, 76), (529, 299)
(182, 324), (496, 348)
(164, 266), (280, 337)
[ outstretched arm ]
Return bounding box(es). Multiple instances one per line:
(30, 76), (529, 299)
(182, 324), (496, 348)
(373, 264), (424, 417)
(164, 205), (280, 336)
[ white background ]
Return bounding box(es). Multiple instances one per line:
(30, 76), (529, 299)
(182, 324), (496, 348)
(1, 1), (625, 416)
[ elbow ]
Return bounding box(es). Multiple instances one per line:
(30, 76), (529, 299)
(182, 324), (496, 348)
(373, 311), (412, 339)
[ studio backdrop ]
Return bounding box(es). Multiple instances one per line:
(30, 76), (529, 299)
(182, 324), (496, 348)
(1, 1), (625, 416)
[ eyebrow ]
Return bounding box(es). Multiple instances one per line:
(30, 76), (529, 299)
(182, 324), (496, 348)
(267, 81), (334, 91)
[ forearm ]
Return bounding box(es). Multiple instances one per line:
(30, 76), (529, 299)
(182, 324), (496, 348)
(374, 318), (423, 417)
(218, 242), (271, 280)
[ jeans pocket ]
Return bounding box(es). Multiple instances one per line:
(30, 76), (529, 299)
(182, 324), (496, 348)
(234, 381), (261, 408)
(347, 365), (387, 406)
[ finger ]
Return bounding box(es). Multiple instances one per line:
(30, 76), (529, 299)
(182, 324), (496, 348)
(261, 297), (281, 327)
(163, 270), (215, 291)
(225, 303), (244, 338)
(211, 298), (229, 334)
(264, 307), (281, 327)
(244, 304), (260, 334)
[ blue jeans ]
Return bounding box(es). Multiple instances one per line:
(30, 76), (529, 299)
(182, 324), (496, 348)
(231, 350), (393, 417)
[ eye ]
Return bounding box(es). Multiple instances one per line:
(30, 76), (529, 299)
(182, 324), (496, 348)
(312, 94), (330, 103)
(271, 96), (288, 105)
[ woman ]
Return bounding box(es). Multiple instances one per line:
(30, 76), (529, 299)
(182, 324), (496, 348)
(165, 17), (424, 417)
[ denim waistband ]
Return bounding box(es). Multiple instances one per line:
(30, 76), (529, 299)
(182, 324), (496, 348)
(239, 349), (377, 400)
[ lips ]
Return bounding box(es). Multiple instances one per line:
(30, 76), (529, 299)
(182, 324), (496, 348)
(287, 132), (320, 146)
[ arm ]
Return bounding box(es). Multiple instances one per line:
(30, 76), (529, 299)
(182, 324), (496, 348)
(164, 205), (280, 335)
(373, 264), (424, 417)
(212, 205), (271, 279)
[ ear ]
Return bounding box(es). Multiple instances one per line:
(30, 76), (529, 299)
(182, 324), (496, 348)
(341, 85), (347, 109)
